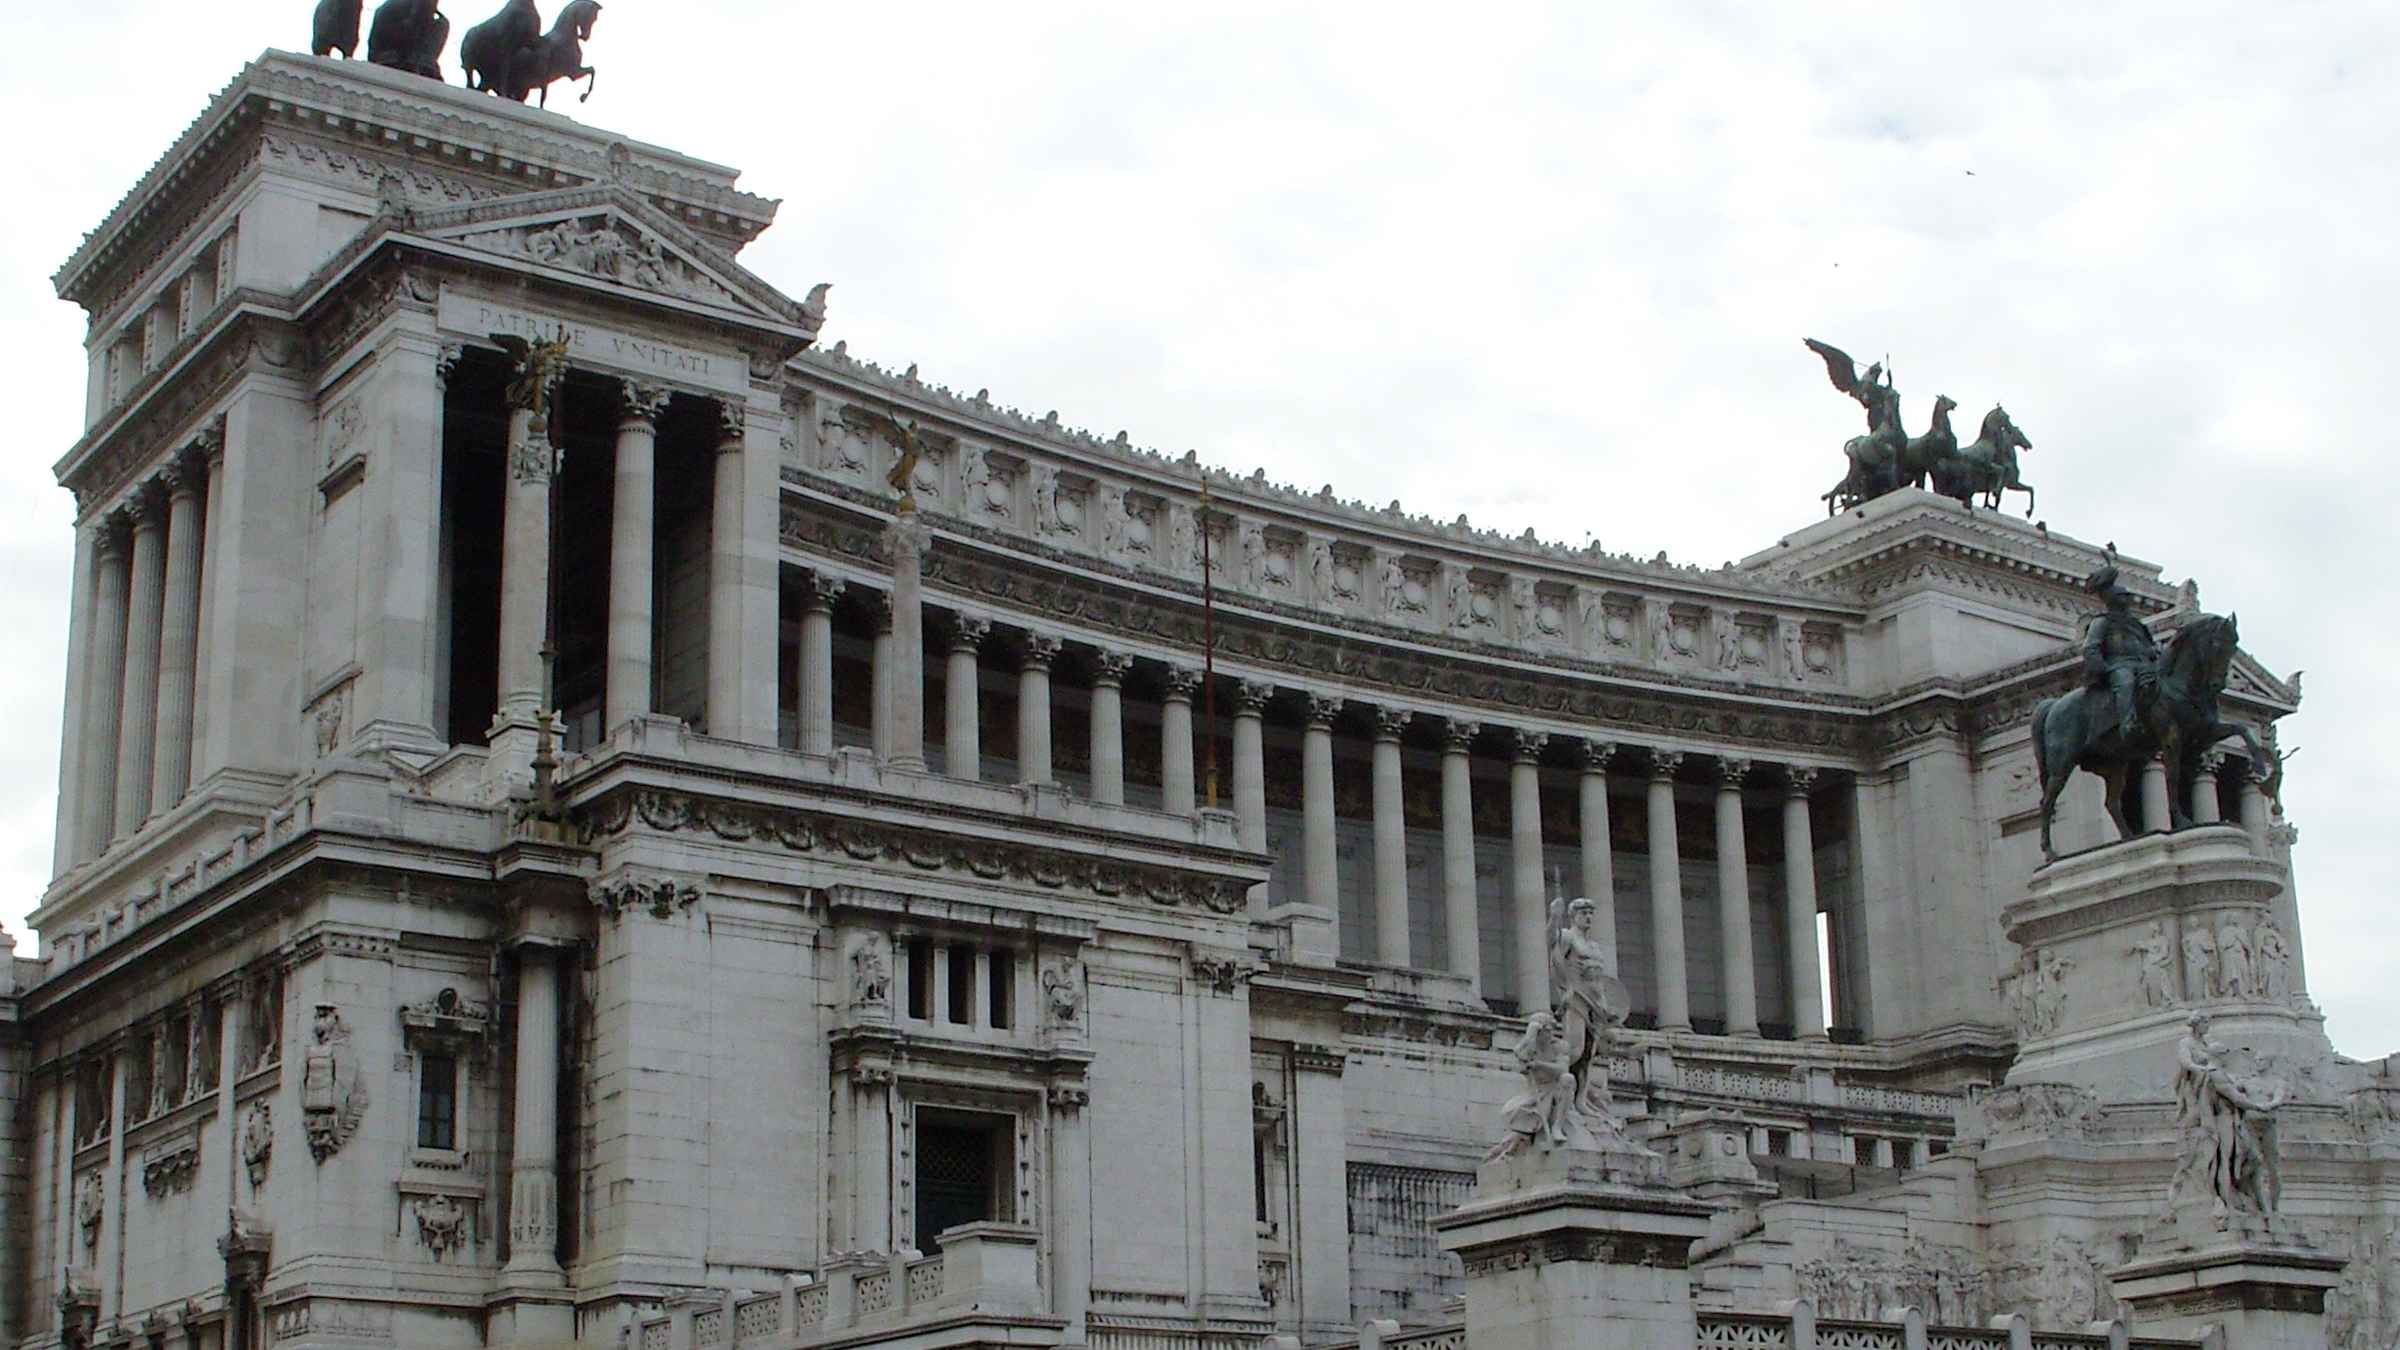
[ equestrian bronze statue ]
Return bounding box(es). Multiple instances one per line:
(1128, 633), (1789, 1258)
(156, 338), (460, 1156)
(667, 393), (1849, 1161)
(1805, 338), (2037, 517)
(2031, 565), (2271, 859)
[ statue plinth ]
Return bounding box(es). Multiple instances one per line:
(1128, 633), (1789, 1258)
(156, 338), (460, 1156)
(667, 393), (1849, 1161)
(2111, 1239), (2341, 1347)
(2001, 826), (2323, 1101)
(1436, 1144), (1713, 1350)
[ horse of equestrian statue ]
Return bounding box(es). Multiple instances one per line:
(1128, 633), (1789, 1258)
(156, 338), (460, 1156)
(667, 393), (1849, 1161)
(364, 0), (447, 80)
(464, 0), (602, 105)
(2031, 606), (2270, 860)
(313, 0), (364, 58)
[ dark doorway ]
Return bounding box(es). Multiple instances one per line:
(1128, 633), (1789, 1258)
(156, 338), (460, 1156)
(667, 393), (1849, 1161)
(912, 1109), (1010, 1253)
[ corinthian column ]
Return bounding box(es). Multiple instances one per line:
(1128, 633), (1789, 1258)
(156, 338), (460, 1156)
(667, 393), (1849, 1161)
(1370, 707), (1411, 966)
(867, 590), (894, 759)
(1509, 730), (1550, 1011)
(495, 354), (559, 729)
(796, 572), (844, 756)
(1649, 751), (1691, 1032)
(504, 945), (564, 1282)
(1302, 694), (1343, 924)
(884, 513), (929, 770)
(1089, 650), (1130, 805)
(945, 613), (988, 779)
(80, 517), (132, 856)
(1017, 633), (1061, 784)
(1714, 758), (1759, 1037)
(115, 486), (168, 833)
(606, 382), (668, 730)
(1782, 768), (1827, 1039)
(151, 456), (205, 810)
(1160, 665), (1199, 815)
(706, 403), (746, 739)
(1441, 719), (1481, 990)
(1579, 741), (1617, 963)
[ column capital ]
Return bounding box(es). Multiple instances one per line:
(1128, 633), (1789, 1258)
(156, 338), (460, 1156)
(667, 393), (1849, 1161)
(1785, 766), (1820, 797)
(1020, 633), (1063, 671)
(1650, 749), (1685, 780)
(1092, 649), (1133, 686)
(714, 399), (746, 451)
(434, 341), (464, 388)
(950, 611), (991, 651)
(1511, 728), (1548, 763)
(1303, 693), (1344, 729)
(800, 571), (845, 614)
(89, 515), (129, 558)
(618, 380), (672, 426)
(153, 456), (198, 499)
(1716, 757), (1751, 788)
(1234, 679), (1275, 715)
(1372, 706), (1411, 741)
(193, 414), (226, 465)
(1161, 663), (1201, 701)
(1442, 718), (1481, 752)
(2198, 748), (2230, 775)
(1582, 739), (1618, 772)
(860, 587), (893, 631)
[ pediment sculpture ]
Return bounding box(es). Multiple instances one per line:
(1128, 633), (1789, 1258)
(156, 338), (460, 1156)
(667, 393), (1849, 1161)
(458, 215), (742, 308)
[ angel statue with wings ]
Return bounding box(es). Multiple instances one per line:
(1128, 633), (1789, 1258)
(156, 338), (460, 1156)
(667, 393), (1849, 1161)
(1805, 337), (1910, 512)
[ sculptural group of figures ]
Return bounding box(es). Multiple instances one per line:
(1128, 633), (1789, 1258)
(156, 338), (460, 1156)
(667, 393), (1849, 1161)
(1804, 339), (2036, 517)
(1489, 898), (1644, 1160)
(312, 0), (602, 106)
(2168, 1012), (2288, 1226)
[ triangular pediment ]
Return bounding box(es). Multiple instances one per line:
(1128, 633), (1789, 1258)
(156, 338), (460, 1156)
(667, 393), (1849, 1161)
(408, 183), (825, 335)
(2225, 649), (2301, 708)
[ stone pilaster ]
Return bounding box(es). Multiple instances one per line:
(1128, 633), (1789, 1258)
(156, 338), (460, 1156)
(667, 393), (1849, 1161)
(1046, 1086), (1092, 1342)
(79, 516), (132, 858)
(1089, 649), (1131, 805)
(1782, 768), (1827, 1039)
(1160, 665), (1199, 814)
(504, 944), (565, 1284)
(605, 381), (668, 731)
(151, 455), (205, 809)
(114, 486), (168, 835)
(1442, 719), (1483, 991)
(1715, 757), (1759, 1037)
(1371, 707), (1412, 966)
(945, 613), (988, 779)
(1510, 729), (1549, 1012)
(1017, 633), (1060, 784)
(796, 572), (844, 756)
(1578, 741), (1617, 972)
(1649, 751), (1691, 1032)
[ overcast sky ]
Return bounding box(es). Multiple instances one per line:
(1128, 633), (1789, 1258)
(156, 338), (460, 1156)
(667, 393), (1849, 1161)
(2, 3), (2392, 1058)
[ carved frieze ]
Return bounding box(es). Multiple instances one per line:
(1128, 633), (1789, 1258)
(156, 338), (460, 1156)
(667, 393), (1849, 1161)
(589, 871), (702, 922)
(455, 215), (742, 308)
(1796, 1237), (1985, 1325)
(142, 1131), (201, 1197)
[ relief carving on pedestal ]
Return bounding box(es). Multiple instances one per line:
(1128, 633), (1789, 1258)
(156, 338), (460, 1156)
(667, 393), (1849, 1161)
(2000, 947), (2073, 1038)
(241, 1101), (274, 1188)
(2215, 917), (2255, 999)
(301, 1005), (369, 1164)
(2180, 924), (2217, 1002)
(2130, 921), (2178, 1008)
(412, 1194), (468, 1258)
(1986, 1236), (2125, 1329)
(2256, 918), (2293, 1001)
(1796, 1238), (1985, 1324)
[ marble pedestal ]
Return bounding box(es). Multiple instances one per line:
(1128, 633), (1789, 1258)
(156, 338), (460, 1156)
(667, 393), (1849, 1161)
(2112, 1241), (2342, 1349)
(1433, 1144), (1713, 1350)
(2002, 826), (2325, 1100)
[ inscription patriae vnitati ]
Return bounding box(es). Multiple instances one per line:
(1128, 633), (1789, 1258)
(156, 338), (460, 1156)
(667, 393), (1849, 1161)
(437, 288), (749, 397)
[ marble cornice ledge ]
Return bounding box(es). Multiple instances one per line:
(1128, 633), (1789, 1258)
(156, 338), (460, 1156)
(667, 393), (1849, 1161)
(59, 297), (297, 506)
(779, 493), (1872, 763)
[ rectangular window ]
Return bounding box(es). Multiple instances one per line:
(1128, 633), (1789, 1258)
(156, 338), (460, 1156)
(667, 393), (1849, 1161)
(946, 945), (975, 1025)
(1764, 1129), (1790, 1158)
(987, 953), (1013, 1031)
(417, 1054), (458, 1151)
(905, 941), (933, 1021)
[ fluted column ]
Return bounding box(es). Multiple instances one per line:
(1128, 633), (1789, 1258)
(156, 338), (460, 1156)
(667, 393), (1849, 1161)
(866, 591), (895, 759)
(1782, 768), (1827, 1039)
(2192, 751), (2225, 824)
(2140, 754), (2172, 833)
(1714, 758), (1759, 1036)
(706, 403), (747, 738)
(1371, 707), (1412, 966)
(1017, 633), (1060, 784)
(884, 514), (929, 770)
(1090, 650), (1130, 805)
(79, 518), (132, 857)
(944, 614), (988, 779)
(1302, 694), (1343, 923)
(1233, 681), (1271, 912)
(505, 946), (564, 1281)
(495, 361), (558, 729)
(151, 457), (204, 809)
(796, 573), (843, 756)
(1160, 665), (1198, 814)
(1579, 741), (1617, 963)
(114, 488), (168, 834)
(1441, 719), (1482, 990)
(1649, 751), (1691, 1031)
(1509, 730), (1550, 1012)
(605, 382), (668, 730)
(189, 427), (226, 781)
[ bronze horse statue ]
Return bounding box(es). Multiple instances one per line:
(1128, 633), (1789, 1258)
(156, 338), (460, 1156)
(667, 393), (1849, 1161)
(364, 0), (447, 80)
(464, 0), (601, 105)
(1930, 405), (2035, 517)
(313, 0), (363, 58)
(2031, 612), (2270, 859)
(1903, 393), (1959, 492)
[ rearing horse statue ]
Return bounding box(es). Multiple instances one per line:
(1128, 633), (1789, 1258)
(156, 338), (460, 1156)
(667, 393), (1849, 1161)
(2031, 612), (2270, 859)
(464, 0), (601, 105)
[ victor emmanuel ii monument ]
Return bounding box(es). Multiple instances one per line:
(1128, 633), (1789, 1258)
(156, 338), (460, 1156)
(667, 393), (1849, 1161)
(0, 38), (2393, 1350)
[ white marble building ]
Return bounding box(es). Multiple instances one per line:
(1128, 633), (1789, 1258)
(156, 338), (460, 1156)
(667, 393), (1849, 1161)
(1, 51), (2392, 1350)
